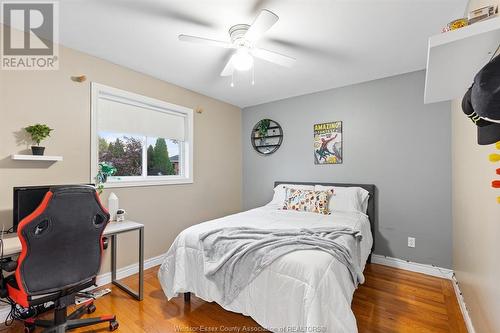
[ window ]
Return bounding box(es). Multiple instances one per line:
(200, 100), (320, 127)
(91, 83), (193, 187)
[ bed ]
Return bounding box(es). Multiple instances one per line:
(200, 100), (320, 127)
(158, 181), (375, 333)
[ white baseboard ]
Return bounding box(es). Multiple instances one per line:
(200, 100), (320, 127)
(451, 275), (476, 333)
(371, 254), (475, 333)
(95, 253), (165, 286)
(0, 253), (166, 324)
(370, 254), (454, 279)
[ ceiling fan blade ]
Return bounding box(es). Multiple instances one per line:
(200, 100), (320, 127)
(268, 37), (347, 61)
(249, 0), (272, 15)
(245, 9), (279, 43)
(91, 0), (214, 28)
(220, 58), (234, 77)
(178, 35), (235, 49)
(252, 48), (295, 67)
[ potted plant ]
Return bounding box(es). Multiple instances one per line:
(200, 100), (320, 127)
(257, 119), (271, 145)
(24, 124), (53, 155)
(95, 162), (117, 195)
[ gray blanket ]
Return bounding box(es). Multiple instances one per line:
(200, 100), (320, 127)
(199, 226), (364, 304)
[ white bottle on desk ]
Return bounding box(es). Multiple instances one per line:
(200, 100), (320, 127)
(108, 192), (119, 221)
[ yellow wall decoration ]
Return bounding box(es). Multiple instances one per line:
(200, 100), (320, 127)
(492, 141), (500, 204)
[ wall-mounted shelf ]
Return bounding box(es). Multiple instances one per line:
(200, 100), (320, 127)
(251, 119), (283, 155)
(11, 154), (63, 161)
(424, 16), (500, 104)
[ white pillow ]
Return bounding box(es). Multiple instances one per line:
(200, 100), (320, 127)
(267, 184), (315, 208)
(315, 185), (369, 213)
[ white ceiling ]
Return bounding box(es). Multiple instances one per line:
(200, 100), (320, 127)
(56, 0), (466, 108)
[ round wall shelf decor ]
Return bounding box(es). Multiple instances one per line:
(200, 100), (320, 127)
(251, 119), (283, 155)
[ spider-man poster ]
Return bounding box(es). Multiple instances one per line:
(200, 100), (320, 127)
(314, 121), (343, 164)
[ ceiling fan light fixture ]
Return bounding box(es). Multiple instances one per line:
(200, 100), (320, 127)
(179, 9), (295, 79)
(232, 48), (254, 71)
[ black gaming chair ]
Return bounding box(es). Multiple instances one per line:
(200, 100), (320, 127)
(3, 185), (118, 332)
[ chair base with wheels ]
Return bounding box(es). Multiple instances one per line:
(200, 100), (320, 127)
(22, 294), (118, 333)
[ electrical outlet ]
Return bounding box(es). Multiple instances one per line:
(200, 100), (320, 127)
(408, 237), (416, 248)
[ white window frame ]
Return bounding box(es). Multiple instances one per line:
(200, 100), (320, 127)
(90, 82), (194, 188)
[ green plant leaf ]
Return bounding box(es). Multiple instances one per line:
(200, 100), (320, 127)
(257, 119), (271, 138)
(95, 162), (117, 194)
(24, 124), (53, 146)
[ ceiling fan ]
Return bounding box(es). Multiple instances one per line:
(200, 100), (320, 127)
(178, 9), (295, 78)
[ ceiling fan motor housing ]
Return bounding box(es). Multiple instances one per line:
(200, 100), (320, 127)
(229, 24), (250, 46)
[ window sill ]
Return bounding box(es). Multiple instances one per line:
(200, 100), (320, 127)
(103, 178), (193, 188)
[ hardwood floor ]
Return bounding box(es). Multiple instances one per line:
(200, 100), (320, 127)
(2, 264), (467, 333)
(353, 264), (467, 333)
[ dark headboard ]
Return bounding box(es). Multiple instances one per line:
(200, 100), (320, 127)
(274, 181), (376, 258)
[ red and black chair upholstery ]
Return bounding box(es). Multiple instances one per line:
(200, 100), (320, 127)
(4, 185), (118, 332)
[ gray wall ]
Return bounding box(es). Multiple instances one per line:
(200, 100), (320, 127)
(242, 71), (452, 268)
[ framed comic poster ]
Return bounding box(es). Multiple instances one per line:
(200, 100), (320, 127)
(314, 121), (343, 164)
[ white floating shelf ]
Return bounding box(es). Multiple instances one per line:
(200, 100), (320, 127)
(11, 154), (63, 161)
(424, 16), (500, 104)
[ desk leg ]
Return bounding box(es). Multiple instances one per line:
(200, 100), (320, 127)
(138, 227), (144, 300)
(111, 235), (117, 282)
(110, 229), (144, 301)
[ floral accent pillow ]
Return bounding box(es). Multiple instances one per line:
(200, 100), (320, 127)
(282, 188), (333, 215)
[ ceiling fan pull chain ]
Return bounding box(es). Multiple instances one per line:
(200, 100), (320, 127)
(252, 65), (255, 85)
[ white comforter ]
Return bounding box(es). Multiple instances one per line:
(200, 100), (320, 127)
(158, 206), (373, 333)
